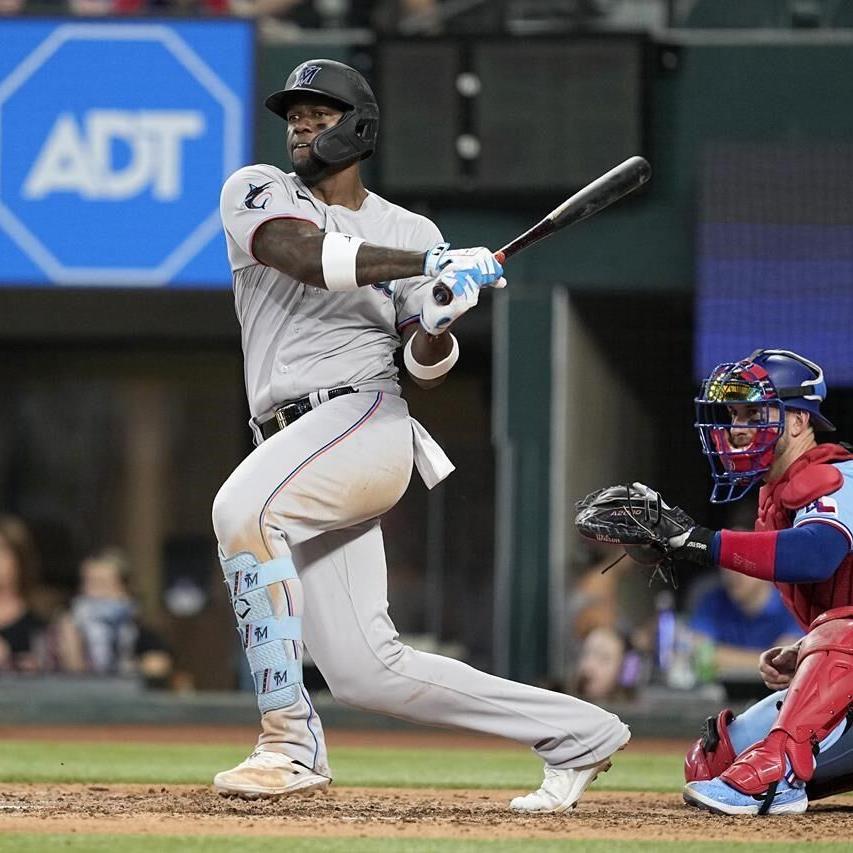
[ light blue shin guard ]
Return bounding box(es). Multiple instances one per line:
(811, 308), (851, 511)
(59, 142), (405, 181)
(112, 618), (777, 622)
(220, 551), (303, 713)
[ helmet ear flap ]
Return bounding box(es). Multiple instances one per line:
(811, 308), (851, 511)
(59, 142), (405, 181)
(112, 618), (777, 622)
(355, 118), (377, 143)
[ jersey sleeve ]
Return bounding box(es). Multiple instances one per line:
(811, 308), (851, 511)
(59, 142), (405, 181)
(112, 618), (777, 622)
(792, 463), (853, 548)
(219, 166), (322, 263)
(392, 217), (444, 332)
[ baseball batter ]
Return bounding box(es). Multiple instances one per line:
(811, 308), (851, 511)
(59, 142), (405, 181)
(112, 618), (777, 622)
(212, 58), (629, 812)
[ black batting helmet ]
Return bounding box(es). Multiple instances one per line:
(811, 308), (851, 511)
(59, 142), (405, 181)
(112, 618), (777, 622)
(266, 59), (379, 178)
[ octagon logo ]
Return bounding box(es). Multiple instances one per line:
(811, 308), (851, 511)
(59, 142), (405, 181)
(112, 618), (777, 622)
(0, 20), (252, 286)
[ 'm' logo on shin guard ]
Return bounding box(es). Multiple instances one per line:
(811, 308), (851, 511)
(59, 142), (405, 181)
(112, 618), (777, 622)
(254, 625), (268, 643)
(273, 670), (288, 686)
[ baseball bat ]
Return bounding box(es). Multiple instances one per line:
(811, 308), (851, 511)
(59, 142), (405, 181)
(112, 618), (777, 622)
(432, 155), (651, 306)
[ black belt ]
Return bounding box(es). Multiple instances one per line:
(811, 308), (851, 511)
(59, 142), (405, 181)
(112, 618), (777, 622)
(259, 386), (357, 440)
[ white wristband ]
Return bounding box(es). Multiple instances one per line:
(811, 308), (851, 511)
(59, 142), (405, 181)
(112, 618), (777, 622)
(322, 232), (364, 291)
(404, 333), (459, 381)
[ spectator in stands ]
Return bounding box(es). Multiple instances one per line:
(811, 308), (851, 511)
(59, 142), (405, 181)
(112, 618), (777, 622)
(565, 542), (653, 700)
(67, 0), (227, 16)
(227, 0), (436, 30)
(0, 515), (46, 672)
(573, 625), (644, 701)
(0, 0), (26, 14)
(687, 568), (802, 675)
(54, 547), (173, 687)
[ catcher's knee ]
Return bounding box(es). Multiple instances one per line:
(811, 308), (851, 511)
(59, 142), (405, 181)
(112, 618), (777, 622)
(220, 550), (303, 712)
(684, 709), (738, 782)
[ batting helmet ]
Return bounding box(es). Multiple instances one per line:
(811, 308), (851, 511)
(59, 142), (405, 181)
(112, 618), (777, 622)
(695, 349), (835, 503)
(266, 59), (379, 181)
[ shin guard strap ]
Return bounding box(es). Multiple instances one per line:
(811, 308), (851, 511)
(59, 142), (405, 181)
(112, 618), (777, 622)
(222, 553), (298, 599)
(757, 781), (779, 816)
(240, 615), (302, 649)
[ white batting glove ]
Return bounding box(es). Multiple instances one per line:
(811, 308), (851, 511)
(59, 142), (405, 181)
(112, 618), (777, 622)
(424, 244), (507, 288)
(423, 242), (450, 277)
(419, 267), (482, 335)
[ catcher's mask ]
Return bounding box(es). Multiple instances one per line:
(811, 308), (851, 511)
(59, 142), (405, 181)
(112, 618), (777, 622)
(695, 349), (834, 503)
(265, 59), (379, 185)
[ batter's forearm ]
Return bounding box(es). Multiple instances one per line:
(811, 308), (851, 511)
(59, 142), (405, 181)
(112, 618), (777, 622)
(357, 246), (426, 284)
(410, 328), (453, 363)
(254, 228), (425, 288)
(405, 328), (455, 389)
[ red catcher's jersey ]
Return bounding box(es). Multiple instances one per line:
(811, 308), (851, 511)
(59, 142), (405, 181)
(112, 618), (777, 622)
(756, 444), (853, 630)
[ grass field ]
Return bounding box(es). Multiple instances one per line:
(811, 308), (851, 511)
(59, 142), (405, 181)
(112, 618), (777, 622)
(1, 731), (851, 851)
(0, 739), (677, 789)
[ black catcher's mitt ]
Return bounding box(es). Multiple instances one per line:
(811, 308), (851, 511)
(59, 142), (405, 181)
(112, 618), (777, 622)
(574, 483), (695, 582)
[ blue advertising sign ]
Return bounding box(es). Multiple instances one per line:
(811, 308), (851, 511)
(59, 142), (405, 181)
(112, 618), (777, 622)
(0, 19), (252, 287)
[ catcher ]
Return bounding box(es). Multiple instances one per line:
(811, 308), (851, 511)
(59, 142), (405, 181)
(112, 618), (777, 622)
(575, 349), (853, 816)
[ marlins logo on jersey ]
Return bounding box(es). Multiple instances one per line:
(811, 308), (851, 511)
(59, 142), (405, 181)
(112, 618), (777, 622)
(244, 182), (273, 210)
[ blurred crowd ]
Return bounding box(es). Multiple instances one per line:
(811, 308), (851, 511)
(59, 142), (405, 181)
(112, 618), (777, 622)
(2, 497), (797, 704)
(0, 515), (173, 685)
(0, 0), (640, 33)
(0, 0), (439, 28)
(564, 501), (803, 705)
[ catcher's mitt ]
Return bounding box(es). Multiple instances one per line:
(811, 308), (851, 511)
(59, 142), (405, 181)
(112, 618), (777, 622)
(574, 483), (695, 583)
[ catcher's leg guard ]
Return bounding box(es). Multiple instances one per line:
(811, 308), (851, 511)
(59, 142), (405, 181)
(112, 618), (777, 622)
(220, 551), (303, 712)
(720, 606), (853, 800)
(807, 711), (853, 799)
(685, 709), (738, 782)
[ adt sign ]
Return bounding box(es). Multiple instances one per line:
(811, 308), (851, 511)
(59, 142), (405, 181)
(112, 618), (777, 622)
(0, 20), (252, 287)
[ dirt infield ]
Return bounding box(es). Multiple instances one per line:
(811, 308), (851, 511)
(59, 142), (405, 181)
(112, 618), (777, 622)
(1, 726), (849, 843)
(1, 783), (852, 842)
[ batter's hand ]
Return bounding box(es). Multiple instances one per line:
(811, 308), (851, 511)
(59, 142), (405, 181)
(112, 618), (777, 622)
(424, 244), (507, 288)
(758, 643), (800, 690)
(420, 265), (486, 335)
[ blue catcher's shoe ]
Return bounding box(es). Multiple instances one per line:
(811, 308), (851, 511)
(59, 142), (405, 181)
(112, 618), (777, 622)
(683, 776), (808, 816)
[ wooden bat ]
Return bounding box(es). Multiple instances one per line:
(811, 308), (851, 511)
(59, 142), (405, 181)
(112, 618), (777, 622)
(432, 155), (651, 306)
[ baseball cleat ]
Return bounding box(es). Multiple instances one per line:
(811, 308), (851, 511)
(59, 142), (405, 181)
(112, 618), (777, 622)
(683, 777), (808, 815)
(509, 758), (613, 814)
(213, 749), (331, 799)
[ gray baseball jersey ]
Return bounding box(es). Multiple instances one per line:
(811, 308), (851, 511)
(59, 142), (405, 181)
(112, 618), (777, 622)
(219, 164), (442, 422)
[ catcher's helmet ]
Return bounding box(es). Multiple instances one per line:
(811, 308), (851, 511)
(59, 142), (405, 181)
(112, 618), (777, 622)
(265, 59), (379, 182)
(695, 349), (834, 503)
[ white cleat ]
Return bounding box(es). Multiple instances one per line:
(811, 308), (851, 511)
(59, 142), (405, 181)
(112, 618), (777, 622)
(510, 758), (613, 814)
(213, 749), (331, 799)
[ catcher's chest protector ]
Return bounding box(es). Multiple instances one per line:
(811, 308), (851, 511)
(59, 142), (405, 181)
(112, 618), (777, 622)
(756, 444), (853, 629)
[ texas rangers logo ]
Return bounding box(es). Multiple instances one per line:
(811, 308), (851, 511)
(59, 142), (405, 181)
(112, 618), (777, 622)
(805, 495), (839, 515)
(244, 181), (273, 210)
(294, 64), (322, 88)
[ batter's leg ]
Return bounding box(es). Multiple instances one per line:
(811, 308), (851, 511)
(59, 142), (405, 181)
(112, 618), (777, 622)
(211, 519), (331, 798)
(208, 392), (412, 798)
(293, 520), (630, 811)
